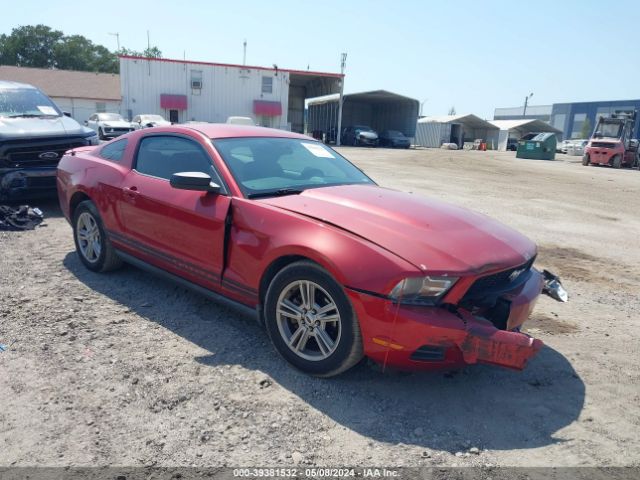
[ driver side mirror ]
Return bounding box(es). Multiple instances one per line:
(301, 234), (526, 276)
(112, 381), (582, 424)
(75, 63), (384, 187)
(63, 111), (72, 117)
(84, 120), (88, 126)
(170, 172), (220, 193)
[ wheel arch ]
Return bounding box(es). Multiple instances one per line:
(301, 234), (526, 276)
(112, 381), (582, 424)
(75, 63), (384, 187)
(69, 191), (92, 218)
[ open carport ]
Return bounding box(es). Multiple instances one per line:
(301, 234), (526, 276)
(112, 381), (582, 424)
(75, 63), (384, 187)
(307, 90), (419, 140)
(490, 119), (562, 151)
(415, 114), (499, 149)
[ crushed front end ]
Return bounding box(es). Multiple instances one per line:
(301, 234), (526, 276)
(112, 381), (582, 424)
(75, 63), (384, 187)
(348, 258), (564, 371)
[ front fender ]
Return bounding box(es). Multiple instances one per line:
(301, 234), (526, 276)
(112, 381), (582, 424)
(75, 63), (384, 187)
(224, 198), (419, 297)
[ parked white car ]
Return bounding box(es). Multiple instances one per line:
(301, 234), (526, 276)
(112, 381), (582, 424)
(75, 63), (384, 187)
(132, 114), (171, 130)
(85, 113), (134, 140)
(566, 140), (588, 156)
(226, 116), (255, 125)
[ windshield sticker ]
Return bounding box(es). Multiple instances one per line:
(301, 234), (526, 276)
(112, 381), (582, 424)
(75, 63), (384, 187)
(37, 106), (57, 115)
(301, 142), (334, 158)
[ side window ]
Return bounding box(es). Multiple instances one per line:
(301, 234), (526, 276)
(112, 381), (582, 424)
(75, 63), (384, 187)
(99, 139), (128, 162)
(133, 116), (140, 123)
(135, 135), (222, 185)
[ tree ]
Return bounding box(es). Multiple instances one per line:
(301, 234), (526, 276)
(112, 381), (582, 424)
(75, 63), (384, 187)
(580, 117), (592, 139)
(0, 24), (161, 74)
(0, 25), (64, 68)
(448, 106), (456, 116)
(116, 46), (163, 59)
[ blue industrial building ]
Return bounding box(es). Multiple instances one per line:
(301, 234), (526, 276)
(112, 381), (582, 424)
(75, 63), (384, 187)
(494, 99), (640, 140)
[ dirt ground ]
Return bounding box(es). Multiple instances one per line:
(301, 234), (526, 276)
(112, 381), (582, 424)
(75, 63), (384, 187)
(1, 148), (639, 468)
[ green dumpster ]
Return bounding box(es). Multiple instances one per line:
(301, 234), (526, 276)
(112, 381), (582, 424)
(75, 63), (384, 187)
(516, 132), (557, 160)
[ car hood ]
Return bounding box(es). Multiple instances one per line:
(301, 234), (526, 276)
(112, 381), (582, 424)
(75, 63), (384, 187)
(260, 185), (536, 273)
(0, 115), (91, 140)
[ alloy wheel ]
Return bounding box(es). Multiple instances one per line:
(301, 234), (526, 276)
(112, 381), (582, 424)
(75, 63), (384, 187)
(76, 212), (102, 263)
(276, 280), (342, 361)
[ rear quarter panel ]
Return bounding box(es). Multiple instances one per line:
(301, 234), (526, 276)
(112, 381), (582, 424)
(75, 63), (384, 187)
(57, 143), (133, 231)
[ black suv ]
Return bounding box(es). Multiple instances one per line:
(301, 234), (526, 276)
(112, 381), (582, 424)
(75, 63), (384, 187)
(0, 81), (99, 201)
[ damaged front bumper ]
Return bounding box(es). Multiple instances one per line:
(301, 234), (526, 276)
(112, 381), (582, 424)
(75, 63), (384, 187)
(348, 268), (555, 371)
(0, 167), (58, 201)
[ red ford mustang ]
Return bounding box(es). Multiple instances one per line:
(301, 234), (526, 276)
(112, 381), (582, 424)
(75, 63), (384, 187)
(57, 124), (564, 377)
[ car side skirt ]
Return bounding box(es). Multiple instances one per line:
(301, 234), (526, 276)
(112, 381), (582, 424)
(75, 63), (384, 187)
(115, 249), (259, 320)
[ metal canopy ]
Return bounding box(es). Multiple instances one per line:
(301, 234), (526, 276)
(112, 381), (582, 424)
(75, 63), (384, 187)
(490, 119), (562, 134)
(419, 114), (499, 131)
(308, 90), (418, 106)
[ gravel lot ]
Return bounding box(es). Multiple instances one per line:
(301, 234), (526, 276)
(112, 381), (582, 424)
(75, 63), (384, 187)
(1, 148), (639, 468)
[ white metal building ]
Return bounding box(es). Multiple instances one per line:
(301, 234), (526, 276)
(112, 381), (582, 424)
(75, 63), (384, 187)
(415, 114), (499, 149)
(119, 56), (342, 132)
(0, 65), (121, 124)
(490, 119), (562, 151)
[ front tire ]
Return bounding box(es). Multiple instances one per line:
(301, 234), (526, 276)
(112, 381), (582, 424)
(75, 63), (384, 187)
(264, 261), (363, 377)
(73, 200), (123, 272)
(98, 128), (106, 141)
(611, 154), (622, 169)
(582, 154), (590, 166)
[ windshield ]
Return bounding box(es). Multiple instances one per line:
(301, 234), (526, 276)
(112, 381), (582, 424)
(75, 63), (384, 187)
(0, 87), (61, 118)
(212, 137), (375, 198)
(594, 122), (623, 139)
(354, 126), (373, 132)
(385, 130), (403, 137)
(98, 113), (124, 121)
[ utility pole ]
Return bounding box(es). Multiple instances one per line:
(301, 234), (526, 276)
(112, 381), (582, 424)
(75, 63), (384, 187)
(108, 32), (120, 51)
(243, 39), (247, 65)
(336, 52), (347, 147)
(420, 98), (428, 117)
(523, 92), (534, 117)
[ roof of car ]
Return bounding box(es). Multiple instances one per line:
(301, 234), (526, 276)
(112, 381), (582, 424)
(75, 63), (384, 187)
(181, 123), (316, 141)
(0, 80), (37, 90)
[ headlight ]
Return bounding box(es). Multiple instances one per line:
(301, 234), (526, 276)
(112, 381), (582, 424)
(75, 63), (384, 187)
(83, 131), (99, 145)
(389, 276), (458, 305)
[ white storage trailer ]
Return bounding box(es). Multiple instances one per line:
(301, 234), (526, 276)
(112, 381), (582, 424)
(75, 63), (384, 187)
(415, 114), (500, 149)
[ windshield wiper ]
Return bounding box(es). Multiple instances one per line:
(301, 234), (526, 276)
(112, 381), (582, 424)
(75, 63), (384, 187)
(5, 113), (59, 118)
(247, 188), (305, 199)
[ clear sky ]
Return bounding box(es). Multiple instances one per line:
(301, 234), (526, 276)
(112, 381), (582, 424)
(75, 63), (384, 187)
(3, 0), (639, 118)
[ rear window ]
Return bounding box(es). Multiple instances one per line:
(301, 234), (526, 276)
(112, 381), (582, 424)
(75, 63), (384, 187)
(99, 139), (128, 162)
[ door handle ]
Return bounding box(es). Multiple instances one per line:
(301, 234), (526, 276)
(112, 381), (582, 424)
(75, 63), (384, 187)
(123, 186), (139, 198)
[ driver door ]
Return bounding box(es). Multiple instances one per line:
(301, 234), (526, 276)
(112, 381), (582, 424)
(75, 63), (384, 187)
(118, 134), (230, 290)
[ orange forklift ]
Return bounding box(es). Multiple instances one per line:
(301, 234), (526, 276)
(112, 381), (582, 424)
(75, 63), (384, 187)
(583, 110), (640, 168)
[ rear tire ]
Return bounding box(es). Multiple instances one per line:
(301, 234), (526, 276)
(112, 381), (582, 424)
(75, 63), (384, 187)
(72, 200), (123, 272)
(264, 261), (363, 377)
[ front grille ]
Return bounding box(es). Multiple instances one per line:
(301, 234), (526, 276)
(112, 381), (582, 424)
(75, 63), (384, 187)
(27, 176), (57, 188)
(1, 138), (86, 168)
(463, 256), (536, 301)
